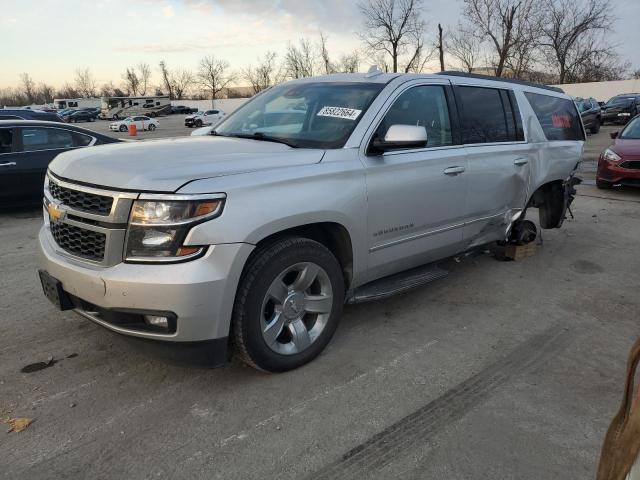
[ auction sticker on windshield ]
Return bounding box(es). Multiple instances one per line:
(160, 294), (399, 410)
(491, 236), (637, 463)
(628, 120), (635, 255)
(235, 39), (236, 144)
(317, 106), (362, 120)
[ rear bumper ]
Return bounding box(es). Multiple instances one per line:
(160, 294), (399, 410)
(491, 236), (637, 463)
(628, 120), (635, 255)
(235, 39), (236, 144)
(39, 226), (254, 342)
(597, 157), (640, 185)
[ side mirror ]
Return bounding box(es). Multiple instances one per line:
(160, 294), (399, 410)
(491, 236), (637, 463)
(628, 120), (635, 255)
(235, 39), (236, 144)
(369, 125), (428, 154)
(610, 131), (619, 139)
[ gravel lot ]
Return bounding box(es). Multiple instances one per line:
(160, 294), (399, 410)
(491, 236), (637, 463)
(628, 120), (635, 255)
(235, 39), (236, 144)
(1, 127), (639, 479)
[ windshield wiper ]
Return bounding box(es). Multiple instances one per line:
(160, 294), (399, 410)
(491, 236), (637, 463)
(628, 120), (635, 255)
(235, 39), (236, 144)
(219, 132), (299, 148)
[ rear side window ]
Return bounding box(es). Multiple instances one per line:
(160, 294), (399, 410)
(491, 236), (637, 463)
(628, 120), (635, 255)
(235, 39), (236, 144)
(20, 128), (75, 151)
(525, 92), (584, 141)
(457, 86), (519, 144)
(0, 128), (13, 153)
(72, 132), (93, 147)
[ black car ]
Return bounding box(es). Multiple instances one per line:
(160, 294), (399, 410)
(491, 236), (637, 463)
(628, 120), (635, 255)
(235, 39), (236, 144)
(65, 109), (97, 123)
(171, 105), (198, 114)
(601, 94), (640, 125)
(575, 97), (602, 134)
(0, 120), (120, 204)
(0, 109), (63, 123)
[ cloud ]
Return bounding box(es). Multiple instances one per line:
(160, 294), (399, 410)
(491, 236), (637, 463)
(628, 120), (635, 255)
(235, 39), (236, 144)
(113, 42), (206, 53)
(162, 5), (175, 18)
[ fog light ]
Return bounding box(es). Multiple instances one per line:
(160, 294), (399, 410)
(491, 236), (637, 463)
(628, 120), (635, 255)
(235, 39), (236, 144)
(144, 315), (169, 329)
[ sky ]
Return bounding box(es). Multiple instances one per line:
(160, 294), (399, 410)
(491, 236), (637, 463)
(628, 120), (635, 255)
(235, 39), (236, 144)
(1, 0), (639, 90)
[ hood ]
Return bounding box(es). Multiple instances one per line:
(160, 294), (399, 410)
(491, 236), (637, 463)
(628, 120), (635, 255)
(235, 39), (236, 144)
(50, 136), (325, 192)
(611, 139), (640, 160)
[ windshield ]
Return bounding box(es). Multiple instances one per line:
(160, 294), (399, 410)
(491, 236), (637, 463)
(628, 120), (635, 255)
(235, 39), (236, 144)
(215, 82), (384, 149)
(620, 117), (640, 139)
(124, 117), (133, 122)
(606, 97), (634, 107)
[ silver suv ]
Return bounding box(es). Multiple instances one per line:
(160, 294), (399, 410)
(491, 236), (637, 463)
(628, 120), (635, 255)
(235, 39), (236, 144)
(38, 72), (584, 372)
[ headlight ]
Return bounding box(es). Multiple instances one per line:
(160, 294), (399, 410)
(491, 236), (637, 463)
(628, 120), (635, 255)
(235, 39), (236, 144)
(125, 195), (224, 262)
(602, 148), (621, 163)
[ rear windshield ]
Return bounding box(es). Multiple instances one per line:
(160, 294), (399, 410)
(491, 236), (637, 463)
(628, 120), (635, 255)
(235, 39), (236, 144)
(606, 97), (634, 107)
(524, 92), (584, 141)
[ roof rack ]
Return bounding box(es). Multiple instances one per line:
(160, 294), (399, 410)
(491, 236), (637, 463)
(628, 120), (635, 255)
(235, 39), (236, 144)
(436, 71), (564, 94)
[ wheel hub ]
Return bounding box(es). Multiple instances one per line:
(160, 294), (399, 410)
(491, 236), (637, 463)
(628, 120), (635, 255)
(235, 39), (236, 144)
(282, 291), (304, 321)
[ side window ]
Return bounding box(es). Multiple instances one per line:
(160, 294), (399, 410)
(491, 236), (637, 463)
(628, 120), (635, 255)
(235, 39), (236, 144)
(0, 128), (13, 154)
(524, 92), (585, 141)
(457, 86), (511, 144)
(376, 85), (453, 148)
(0, 115), (22, 120)
(21, 128), (75, 152)
(72, 132), (93, 147)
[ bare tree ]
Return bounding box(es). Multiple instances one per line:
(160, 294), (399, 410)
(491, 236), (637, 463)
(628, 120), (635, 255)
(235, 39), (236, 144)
(462, 0), (540, 77)
(358, 0), (425, 73)
(448, 24), (481, 72)
(436, 24), (445, 72)
(338, 51), (361, 73)
(172, 69), (194, 99)
(159, 61), (174, 99)
(403, 36), (433, 73)
(284, 38), (316, 79)
(122, 68), (140, 96)
(137, 62), (151, 96)
(243, 51), (281, 94)
(318, 32), (335, 75)
(632, 69), (640, 80)
(74, 67), (97, 97)
(57, 83), (81, 99)
(39, 83), (55, 104)
(198, 55), (234, 107)
(20, 73), (36, 104)
(539, 0), (612, 84)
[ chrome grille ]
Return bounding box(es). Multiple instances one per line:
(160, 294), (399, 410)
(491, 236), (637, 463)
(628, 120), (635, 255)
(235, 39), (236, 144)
(49, 179), (113, 215)
(50, 222), (106, 261)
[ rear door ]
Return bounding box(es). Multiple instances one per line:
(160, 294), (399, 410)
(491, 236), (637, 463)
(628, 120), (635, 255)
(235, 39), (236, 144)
(15, 126), (94, 197)
(0, 127), (19, 199)
(453, 83), (531, 248)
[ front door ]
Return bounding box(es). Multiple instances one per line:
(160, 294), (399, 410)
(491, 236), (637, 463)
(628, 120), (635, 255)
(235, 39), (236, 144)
(0, 127), (19, 199)
(361, 82), (468, 282)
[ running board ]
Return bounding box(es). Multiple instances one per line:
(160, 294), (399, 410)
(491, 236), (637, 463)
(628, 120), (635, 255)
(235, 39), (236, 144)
(345, 264), (449, 304)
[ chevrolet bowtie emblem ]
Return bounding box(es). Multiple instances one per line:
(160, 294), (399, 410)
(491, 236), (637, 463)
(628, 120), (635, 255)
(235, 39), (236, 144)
(47, 203), (65, 223)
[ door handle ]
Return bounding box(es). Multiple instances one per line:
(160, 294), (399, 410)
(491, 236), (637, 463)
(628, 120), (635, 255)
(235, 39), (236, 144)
(0, 162), (17, 167)
(514, 158), (529, 166)
(443, 166), (465, 175)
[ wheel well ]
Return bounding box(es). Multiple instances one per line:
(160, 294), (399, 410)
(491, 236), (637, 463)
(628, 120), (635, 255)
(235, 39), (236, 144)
(527, 180), (565, 229)
(254, 223), (354, 288)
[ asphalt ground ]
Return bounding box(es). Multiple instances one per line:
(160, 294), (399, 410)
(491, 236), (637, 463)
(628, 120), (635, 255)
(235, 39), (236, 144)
(1, 127), (639, 479)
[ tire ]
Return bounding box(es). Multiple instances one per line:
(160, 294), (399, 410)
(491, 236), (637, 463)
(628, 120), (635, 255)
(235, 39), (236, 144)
(150, 112), (156, 118)
(596, 179), (612, 189)
(119, 125), (127, 132)
(232, 237), (345, 372)
(148, 124), (156, 131)
(195, 120), (203, 127)
(113, 114), (119, 121)
(590, 119), (600, 134)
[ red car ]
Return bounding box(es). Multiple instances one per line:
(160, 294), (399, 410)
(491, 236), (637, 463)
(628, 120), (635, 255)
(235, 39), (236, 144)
(597, 115), (640, 189)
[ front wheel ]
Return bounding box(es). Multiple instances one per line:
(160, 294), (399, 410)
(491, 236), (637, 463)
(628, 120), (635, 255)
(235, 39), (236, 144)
(232, 237), (345, 372)
(119, 125), (127, 132)
(596, 179), (612, 189)
(590, 119), (600, 134)
(195, 120), (203, 127)
(148, 124), (156, 131)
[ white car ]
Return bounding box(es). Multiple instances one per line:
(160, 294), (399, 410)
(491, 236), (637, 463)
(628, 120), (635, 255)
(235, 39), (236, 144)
(109, 116), (159, 133)
(184, 109), (225, 128)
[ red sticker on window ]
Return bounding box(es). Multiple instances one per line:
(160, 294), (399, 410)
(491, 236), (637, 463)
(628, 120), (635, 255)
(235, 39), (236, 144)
(552, 114), (571, 128)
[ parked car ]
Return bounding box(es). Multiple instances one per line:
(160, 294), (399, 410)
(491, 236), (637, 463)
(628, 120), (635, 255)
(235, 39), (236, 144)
(171, 105), (198, 115)
(601, 94), (640, 125)
(184, 109), (225, 128)
(0, 120), (120, 204)
(109, 116), (159, 132)
(38, 72), (583, 372)
(596, 114), (640, 189)
(575, 97), (601, 133)
(0, 109), (62, 122)
(65, 110), (97, 123)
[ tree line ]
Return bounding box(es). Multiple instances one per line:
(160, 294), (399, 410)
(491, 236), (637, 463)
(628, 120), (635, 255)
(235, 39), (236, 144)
(2, 0), (638, 107)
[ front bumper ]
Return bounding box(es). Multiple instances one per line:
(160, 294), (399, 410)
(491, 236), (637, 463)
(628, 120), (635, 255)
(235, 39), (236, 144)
(597, 157), (640, 186)
(39, 226), (254, 342)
